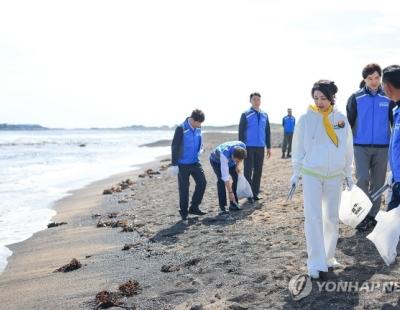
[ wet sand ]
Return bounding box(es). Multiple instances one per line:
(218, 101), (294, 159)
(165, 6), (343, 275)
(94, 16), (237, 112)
(0, 132), (399, 309)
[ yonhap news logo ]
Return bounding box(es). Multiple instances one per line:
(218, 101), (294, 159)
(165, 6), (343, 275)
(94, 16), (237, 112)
(288, 274), (400, 301)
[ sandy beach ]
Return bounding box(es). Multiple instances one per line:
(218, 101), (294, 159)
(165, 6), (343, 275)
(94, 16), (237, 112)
(1, 131), (400, 309)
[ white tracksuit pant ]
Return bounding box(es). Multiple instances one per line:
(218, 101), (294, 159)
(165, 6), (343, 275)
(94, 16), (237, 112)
(302, 174), (342, 272)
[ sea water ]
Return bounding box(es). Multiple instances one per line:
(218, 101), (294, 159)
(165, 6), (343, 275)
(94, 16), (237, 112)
(0, 129), (173, 273)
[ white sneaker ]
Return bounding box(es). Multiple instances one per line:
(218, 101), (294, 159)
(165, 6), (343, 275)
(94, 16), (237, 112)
(308, 269), (320, 279)
(327, 258), (342, 268)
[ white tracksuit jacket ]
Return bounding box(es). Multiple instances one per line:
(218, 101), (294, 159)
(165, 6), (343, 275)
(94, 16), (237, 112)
(292, 106), (354, 272)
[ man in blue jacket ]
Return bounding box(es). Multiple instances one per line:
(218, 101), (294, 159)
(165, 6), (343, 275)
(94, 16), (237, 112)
(346, 64), (396, 230)
(382, 65), (400, 211)
(170, 109), (207, 221)
(239, 92), (271, 203)
(209, 141), (247, 213)
(281, 108), (295, 158)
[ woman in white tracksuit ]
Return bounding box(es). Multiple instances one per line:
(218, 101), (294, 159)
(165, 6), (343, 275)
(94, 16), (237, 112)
(291, 80), (354, 279)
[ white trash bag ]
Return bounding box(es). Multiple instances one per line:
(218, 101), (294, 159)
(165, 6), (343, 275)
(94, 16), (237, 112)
(236, 173), (253, 199)
(339, 184), (372, 228)
(367, 207), (400, 266)
(167, 165), (179, 177)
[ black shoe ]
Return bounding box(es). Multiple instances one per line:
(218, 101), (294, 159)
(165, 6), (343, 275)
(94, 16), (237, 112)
(366, 216), (377, 229)
(219, 208), (229, 215)
(247, 197), (254, 204)
(287, 154), (291, 158)
(253, 196), (262, 201)
(355, 221), (368, 231)
(179, 210), (188, 221)
(188, 206), (206, 216)
(356, 216), (375, 232)
(281, 153), (285, 159)
(229, 203), (241, 211)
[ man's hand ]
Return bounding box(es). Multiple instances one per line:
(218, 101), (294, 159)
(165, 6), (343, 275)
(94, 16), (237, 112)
(345, 176), (354, 190)
(168, 165), (179, 176)
(266, 148), (272, 159)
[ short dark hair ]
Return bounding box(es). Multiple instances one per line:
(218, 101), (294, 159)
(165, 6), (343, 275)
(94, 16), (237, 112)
(233, 146), (247, 160)
(362, 63), (382, 79)
(383, 65), (400, 89)
(250, 92), (261, 102)
(311, 80), (338, 104)
(190, 109), (205, 122)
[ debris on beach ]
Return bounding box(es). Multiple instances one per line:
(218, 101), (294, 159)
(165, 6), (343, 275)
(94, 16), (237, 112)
(47, 222), (67, 228)
(95, 219), (138, 233)
(95, 291), (122, 309)
(102, 189), (113, 195)
(92, 213), (102, 218)
(118, 199), (129, 204)
(161, 264), (180, 273)
(160, 158), (171, 162)
(103, 186), (121, 195)
(115, 220), (129, 228)
(138, 169), (160, 178)
(159, 164), (171, 171)
(119, 179), (134, 190)
(97, 220), (110, 228)
(97, 219), (129, 228)
(95, 283), (138, 309)
(133, 221), (145, 228)
(108, 212), (119, 218)
(118, 280), (140, 297)
(103, 179), (134, 195)
(122, 242), (143, 251)
(122, 244), (132, 251)
(121, 225), (135, 232)
(54, 258), (82, 273)
(184, 258), (201, 267)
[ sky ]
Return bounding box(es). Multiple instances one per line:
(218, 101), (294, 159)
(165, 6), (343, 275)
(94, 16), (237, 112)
(1, 0), (400, 128)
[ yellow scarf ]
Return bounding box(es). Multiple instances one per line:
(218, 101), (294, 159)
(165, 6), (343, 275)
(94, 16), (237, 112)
(309, 105), (338, 147)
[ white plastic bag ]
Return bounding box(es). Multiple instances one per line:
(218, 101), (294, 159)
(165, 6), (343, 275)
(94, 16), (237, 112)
(339, 184), (372, 228)
(367, 207), (400, 266)
(236, 173), (253, 199)
(167, 165), (179, 177)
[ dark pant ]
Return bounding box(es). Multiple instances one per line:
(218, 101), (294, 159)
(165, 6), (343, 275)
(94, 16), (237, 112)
(354, 146), (388, 217)
(388, 182), (400, 211)
(178, 163), (207, 216)
(244, 147), (264, 197)
(210, 159), (238, 210)
(282, 132), (293, 155)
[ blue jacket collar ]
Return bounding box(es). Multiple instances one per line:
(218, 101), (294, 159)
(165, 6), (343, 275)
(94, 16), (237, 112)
(250, 107), (263, 114)
(364, 86), (383, 96)
(184, 117), (195, 131)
